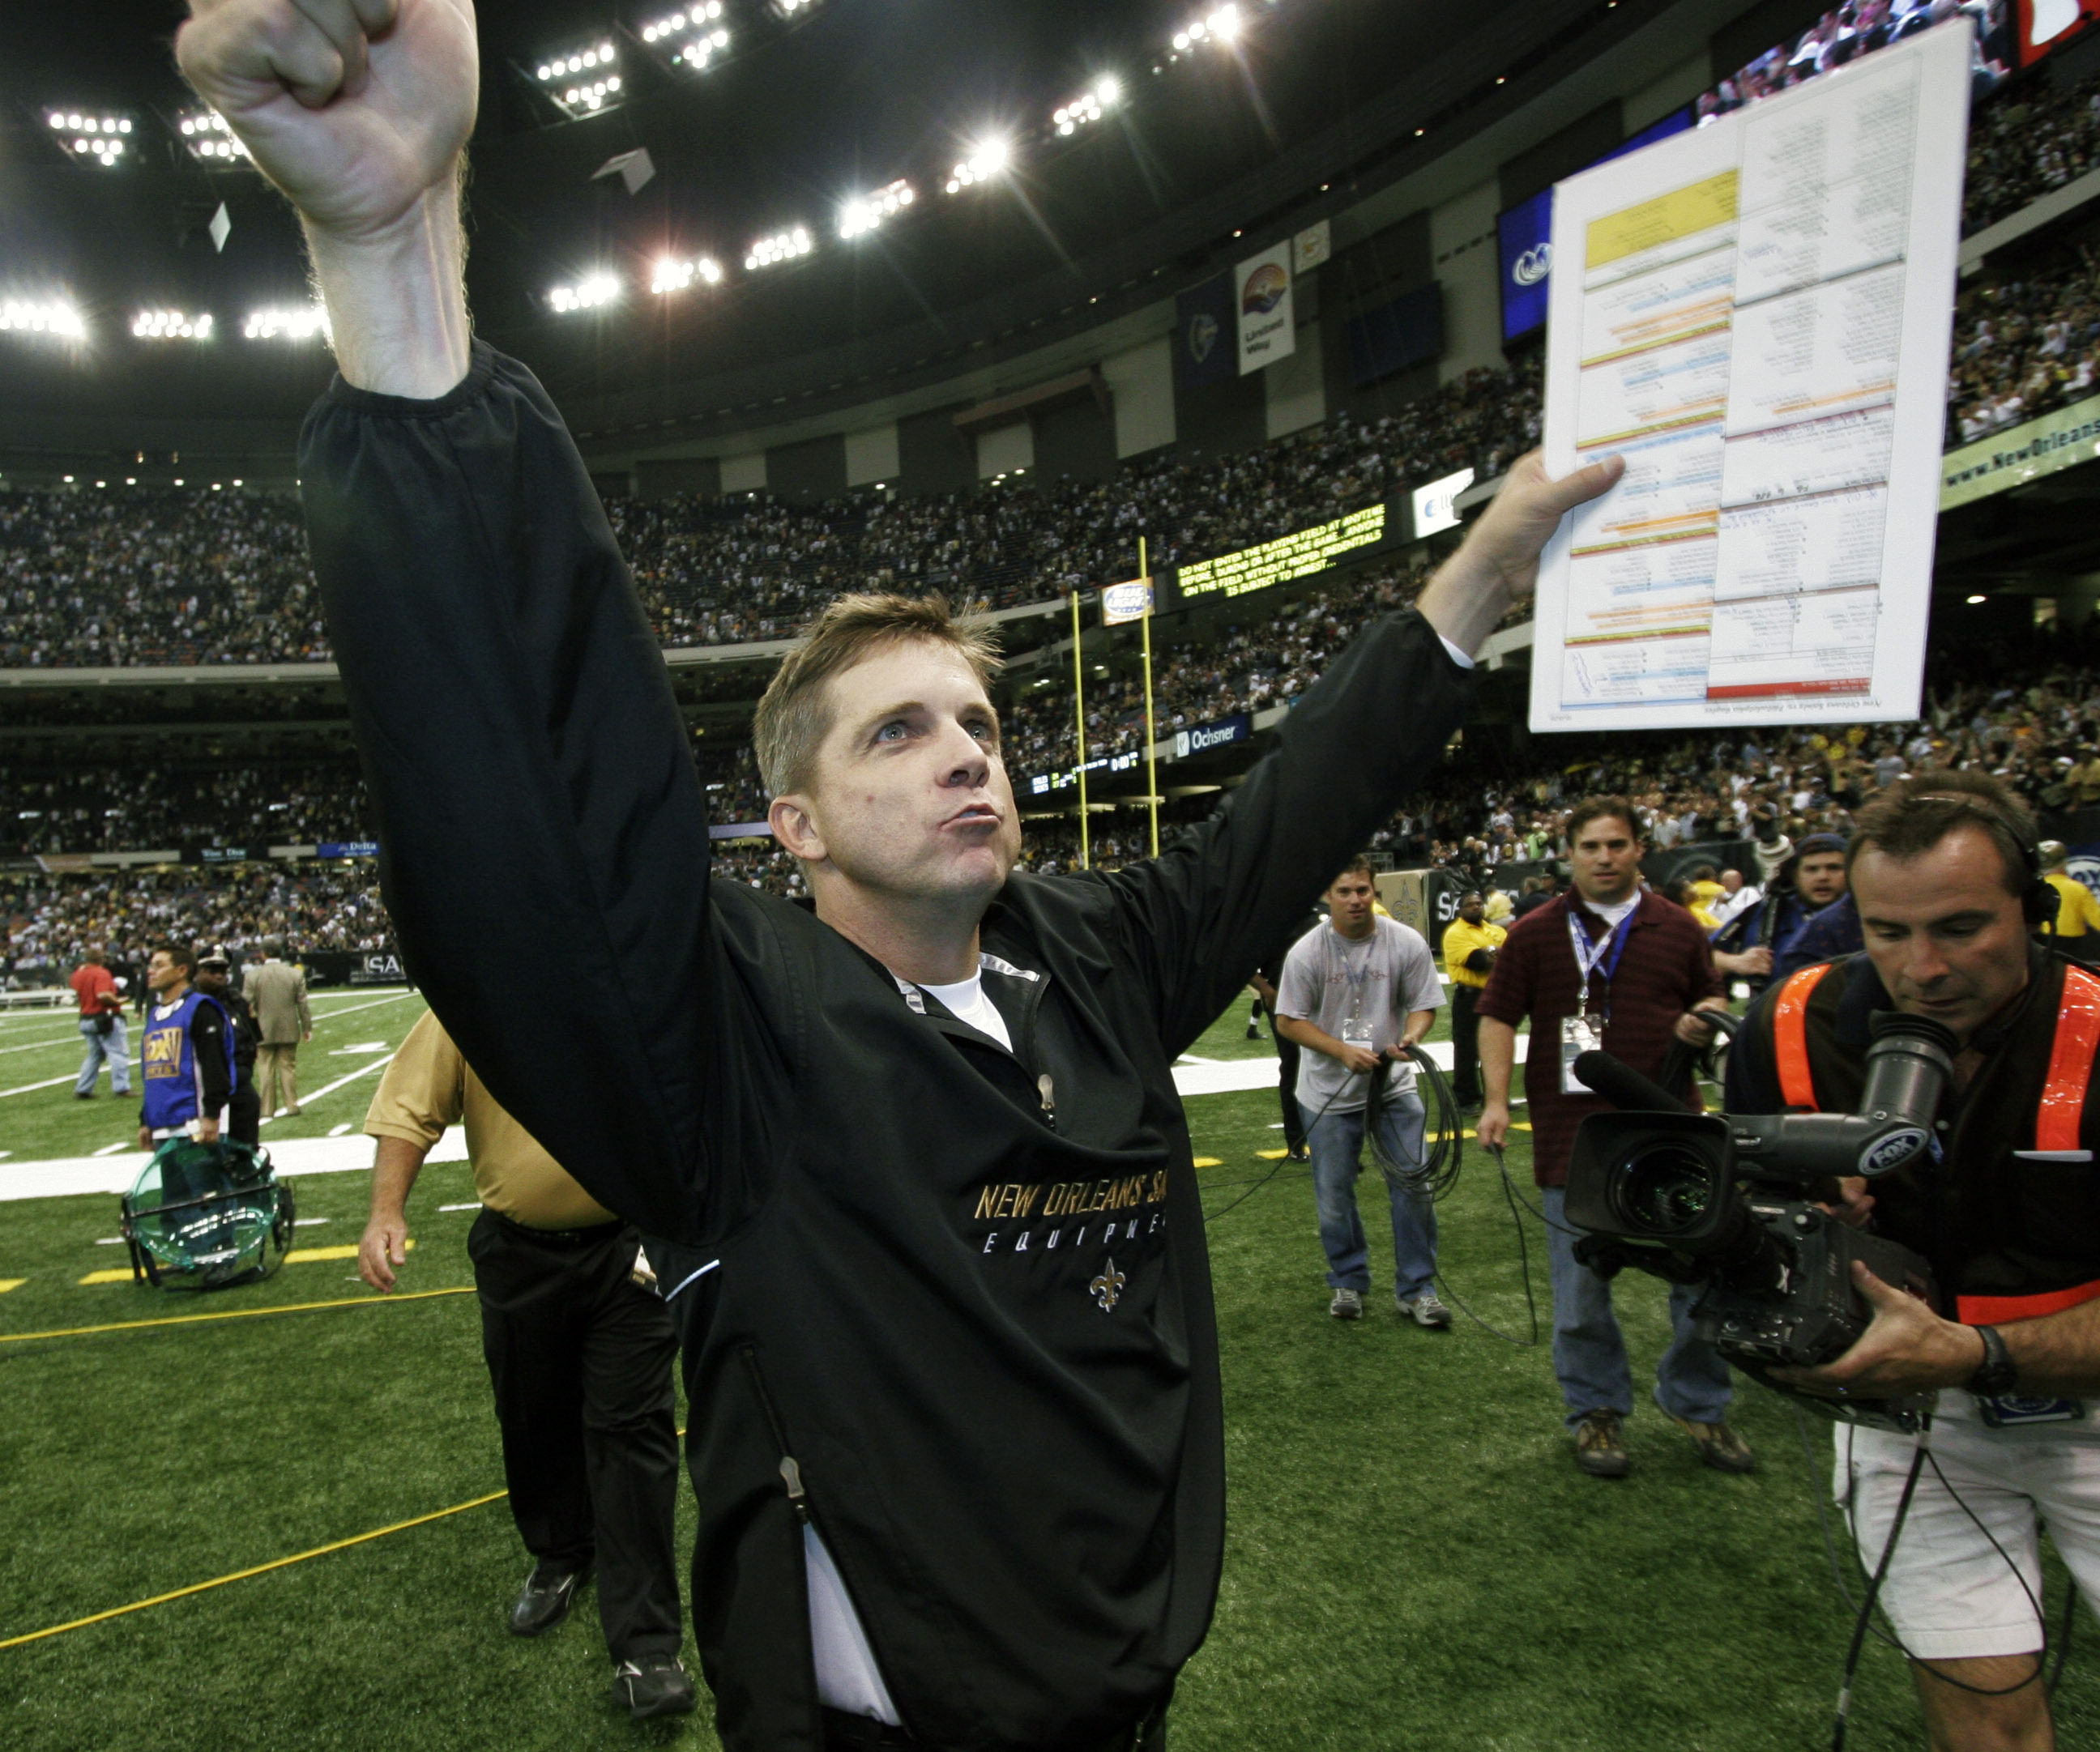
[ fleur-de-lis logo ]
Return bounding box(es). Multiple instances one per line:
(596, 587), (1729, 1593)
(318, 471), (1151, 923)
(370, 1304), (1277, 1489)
(1091, 1258), (1125, 1313)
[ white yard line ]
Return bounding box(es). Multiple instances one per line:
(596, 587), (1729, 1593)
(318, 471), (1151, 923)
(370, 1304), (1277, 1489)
(286, 1053), (397, 1106)
(0, 1074), (82, 1100)
(0, 1033), (100, 1059)
(305, 991), (421, 1023)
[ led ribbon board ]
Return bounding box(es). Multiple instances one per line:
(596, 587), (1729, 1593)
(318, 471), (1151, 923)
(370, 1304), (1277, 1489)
(1168, 503), (1391, 605)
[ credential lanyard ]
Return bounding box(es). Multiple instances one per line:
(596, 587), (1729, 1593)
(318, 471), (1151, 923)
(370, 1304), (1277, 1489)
(1567, 906), (1636, 1021)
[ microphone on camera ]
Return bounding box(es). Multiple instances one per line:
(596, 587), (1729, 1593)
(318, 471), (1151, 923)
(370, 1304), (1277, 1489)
(1572, 1051), (1691, 1115)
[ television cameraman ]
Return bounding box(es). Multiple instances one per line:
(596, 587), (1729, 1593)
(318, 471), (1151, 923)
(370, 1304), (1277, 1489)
(1727, 774), (2100, 1752)
(1475, 799), (1745, 1477)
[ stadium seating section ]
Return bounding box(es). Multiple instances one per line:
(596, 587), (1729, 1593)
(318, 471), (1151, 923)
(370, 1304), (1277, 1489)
(9, 61), (2100, 973)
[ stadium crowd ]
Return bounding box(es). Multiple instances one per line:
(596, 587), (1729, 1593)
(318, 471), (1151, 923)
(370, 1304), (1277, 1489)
(3, 41), (2100, 674)
(11, 620), (2098, 954)
(0, 863), (391, 985)
(0, 762), (366, 856)
(1948, 241), (2100, 442)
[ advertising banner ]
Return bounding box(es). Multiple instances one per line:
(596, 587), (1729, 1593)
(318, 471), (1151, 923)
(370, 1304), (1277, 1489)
(1235, 242), (1295, 375)
(1100, 578), (1155, 624)
(1171, 713), (1251, 760)
(1292, 219), (1331, 275)
(1410, 468), (1475, 539)
(1175, 273), (1236, 390)
(1940, 392), (2100, 510)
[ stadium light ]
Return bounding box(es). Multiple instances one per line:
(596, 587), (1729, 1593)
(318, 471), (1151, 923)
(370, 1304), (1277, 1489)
(49, 108), (134, 167)
(1054, 76), (1119, 135)
(133, 310), (214, 340)
(533, 40), (624, 115)
(177, 108), (252, 164)
(839, 179), (916, 239)
(651, 255), (723, 293)
(745, 227), (814, 271)
(944, 137), (1011, 194)
(0, 300), (85, 339)
(244, 305), (331, 341)
(549, 272), (621, 313)
(778, 0), (817, 12)
(1172, 6), (1240, 50)
(642, 3), (731, 68)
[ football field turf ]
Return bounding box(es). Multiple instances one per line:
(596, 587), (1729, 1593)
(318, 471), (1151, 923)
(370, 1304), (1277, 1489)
(2, 996), (2094, 1750)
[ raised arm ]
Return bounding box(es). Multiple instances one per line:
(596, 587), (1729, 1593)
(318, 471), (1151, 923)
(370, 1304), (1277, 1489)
(180, 0), (727, 1240)
(1100, 453), (1622, 1057)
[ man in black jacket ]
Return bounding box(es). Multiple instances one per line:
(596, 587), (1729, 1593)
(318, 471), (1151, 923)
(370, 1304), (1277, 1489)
(194, 948), (262, 1147)
(176, 4), (1619, 1745)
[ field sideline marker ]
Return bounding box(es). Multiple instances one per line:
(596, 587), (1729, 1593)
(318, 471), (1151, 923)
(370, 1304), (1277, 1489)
(0, 1283), (472, 1344)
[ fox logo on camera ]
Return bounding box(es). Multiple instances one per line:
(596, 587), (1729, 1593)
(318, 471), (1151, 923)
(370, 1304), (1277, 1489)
(1858, 1126), (1930, 1176)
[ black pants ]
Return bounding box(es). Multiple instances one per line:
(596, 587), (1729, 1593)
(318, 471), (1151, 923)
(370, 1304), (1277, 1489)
(226, 1081), (261, 1148)
(1266, 1005), (1304, 1151)
(822, 1705), (1167, 1750)
(467, 1208), (683, 1662)
(1449, 983), (1483, 1106)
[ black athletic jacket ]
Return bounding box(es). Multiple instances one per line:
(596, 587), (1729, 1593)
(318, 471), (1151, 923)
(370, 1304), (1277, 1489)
(298, 343), (1473, 1752)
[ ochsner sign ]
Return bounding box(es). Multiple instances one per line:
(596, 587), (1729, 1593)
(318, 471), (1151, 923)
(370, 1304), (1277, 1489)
(1236, 242), (1294, 375)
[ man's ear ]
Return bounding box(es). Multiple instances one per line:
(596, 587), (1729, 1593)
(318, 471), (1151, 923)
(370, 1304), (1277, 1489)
(770, 794), (826, 866)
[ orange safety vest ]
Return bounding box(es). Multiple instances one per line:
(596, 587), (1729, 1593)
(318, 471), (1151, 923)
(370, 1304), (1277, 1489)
(1769, 959), (2100, 1324)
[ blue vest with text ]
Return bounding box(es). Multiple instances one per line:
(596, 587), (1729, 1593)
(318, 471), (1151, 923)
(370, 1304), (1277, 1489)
(140, 990), (233, 1133)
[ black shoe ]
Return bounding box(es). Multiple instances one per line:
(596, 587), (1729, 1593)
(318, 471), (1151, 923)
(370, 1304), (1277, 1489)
(510, 1562), (591, 1636)
(1286, 1143), (1309, 1162)
(75, 1091), (95, 1100)
(612, 1655), (698, 1720)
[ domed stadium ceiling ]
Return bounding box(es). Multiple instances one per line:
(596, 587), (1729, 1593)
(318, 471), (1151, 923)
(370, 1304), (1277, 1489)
(1, 0), (1661, 437)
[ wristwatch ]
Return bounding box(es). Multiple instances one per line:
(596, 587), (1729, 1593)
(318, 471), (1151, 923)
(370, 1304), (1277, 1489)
(1965, 1324), (2018, 1397)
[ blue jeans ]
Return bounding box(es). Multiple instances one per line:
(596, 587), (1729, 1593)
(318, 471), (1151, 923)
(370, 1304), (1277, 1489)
(1540, 1187), (1733, 1429)
(75, 1014), (131, 1096)
(1302, 1093), (1437, 1299)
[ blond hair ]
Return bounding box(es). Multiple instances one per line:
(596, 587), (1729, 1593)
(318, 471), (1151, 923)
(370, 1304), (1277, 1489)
(752, 593), (1002, 798)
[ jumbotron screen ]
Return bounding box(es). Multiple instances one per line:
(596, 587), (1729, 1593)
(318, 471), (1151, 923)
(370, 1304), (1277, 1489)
(1168, 503), (1390, 603)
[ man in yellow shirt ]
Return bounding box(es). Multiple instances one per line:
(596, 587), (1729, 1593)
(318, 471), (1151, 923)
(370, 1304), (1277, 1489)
(1441, 890), (1506, 1110)
(2041, 842), (2100, 961)
(360, 1011), (696, 1720)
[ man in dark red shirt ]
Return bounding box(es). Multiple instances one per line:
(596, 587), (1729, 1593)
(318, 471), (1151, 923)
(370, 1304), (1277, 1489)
(70, 946), (132, 1101)
(1475, 799), (1745, 1478)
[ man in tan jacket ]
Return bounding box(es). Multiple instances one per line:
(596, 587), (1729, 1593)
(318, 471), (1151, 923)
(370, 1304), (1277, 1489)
(242, 936), (311, 1117)
(361, 1009), (695, 1720)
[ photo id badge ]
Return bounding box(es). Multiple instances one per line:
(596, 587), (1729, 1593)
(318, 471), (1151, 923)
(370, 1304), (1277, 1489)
(1562, 1016), (1602, 1094)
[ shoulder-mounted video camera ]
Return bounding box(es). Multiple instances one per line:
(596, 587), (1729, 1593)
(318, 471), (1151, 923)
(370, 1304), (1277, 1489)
(1564, 1010), (1956, 1433)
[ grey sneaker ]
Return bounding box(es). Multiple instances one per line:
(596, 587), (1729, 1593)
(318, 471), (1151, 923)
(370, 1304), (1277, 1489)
(1329, 1287), (1364, 1319)
(1399, 1287), (1453, 1328)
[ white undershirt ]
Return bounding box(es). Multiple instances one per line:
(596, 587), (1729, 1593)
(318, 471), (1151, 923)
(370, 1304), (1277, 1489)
(1582, 894), (1640, 928)
(917, 973), (1013, 1051)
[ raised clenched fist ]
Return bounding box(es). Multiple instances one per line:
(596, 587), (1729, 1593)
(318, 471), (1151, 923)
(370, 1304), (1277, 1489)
(176, 0), (478, 245)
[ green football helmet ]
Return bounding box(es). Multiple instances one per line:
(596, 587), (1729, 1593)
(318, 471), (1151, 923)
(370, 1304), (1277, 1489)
(120, 1137), (297, 1291)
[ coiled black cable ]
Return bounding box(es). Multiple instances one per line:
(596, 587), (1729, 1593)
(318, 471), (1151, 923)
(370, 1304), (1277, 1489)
(1365, 1044), (1464, 1200)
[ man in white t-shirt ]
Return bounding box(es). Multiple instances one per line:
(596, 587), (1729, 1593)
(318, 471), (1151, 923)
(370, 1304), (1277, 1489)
(1276, 857), (1450, 1325)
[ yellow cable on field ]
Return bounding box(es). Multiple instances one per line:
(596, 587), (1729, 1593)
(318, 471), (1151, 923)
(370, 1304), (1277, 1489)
(0, 1285), (474, 1345)
(0, 1490), (510, 1650)
(0, 1426), (686, 1651)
